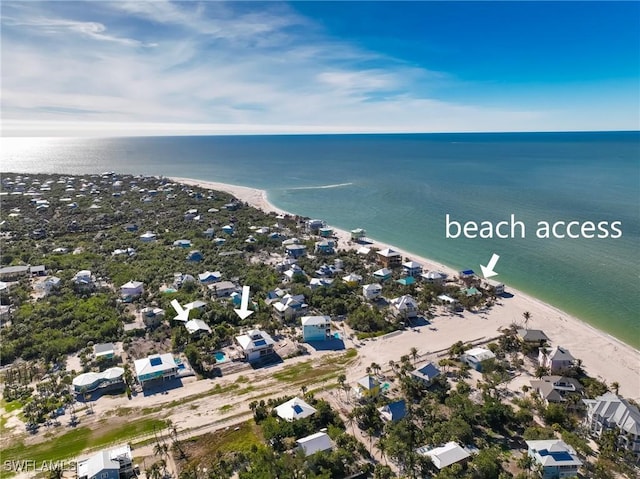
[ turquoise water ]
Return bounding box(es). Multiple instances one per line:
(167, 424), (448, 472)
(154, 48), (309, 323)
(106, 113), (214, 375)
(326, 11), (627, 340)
(214, 351), (229, 363)
(2, 132), (639, 348)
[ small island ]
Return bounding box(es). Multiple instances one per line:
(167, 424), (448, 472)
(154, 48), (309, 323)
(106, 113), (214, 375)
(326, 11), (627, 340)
(0, 172), (638, 479)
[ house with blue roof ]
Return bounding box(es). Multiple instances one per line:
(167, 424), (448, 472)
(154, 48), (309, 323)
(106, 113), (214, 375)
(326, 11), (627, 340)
(378, 400), (407, 422)
(525, 440), (582, 479)
(411, 362), (441, 387)
(186, 250), (203, 262)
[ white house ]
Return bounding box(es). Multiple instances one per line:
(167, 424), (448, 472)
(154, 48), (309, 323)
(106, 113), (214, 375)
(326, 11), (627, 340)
(208, 280), (239, 298)
(421, 271), (447, 284)
(416, 442), (470, 470)
(390, 295), (419, 319)
(538, 346), (575, 372)
(185, 319), (212, 335)
(120, 280), (144, 298)
(525, 440), (582, 479)
(77, 445), (134, 479)
(272, 294), (308, 321)
(73, 270), (93, 288)
(139, 231), (157, 242)
(134, 353), (179, 386)
(362, 283), (382, 301)
(297, 431), (332, 456)
(275, 397), (317, 421)
(402, 260), (423, 277)
(460, 347), (495, 371)
(342, 273), (363, 285)
(235, 329), (276, 362)
(198, 271), (222, 284)
(583, 392), (640, 458)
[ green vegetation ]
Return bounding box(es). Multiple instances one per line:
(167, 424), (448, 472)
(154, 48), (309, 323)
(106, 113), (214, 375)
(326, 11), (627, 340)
(1, 417), (166, 477)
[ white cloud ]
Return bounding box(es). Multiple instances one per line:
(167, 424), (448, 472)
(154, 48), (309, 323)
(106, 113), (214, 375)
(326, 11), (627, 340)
(3, 1), (618, 136)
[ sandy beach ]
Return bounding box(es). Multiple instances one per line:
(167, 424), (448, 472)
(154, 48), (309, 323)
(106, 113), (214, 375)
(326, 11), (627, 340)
(171, 177), (640, 400)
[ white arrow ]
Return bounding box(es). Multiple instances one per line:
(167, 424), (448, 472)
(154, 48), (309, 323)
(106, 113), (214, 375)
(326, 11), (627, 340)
(480, 253), (500, 279)
(170, 299), (190, 322)
(234, 285), (254, 320)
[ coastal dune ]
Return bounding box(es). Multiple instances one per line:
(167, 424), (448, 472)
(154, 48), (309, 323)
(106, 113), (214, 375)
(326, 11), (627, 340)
(171, 177), (640, 400)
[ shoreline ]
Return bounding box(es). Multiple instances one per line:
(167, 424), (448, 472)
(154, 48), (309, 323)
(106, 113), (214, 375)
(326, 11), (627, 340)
(171, 176), (640, 400)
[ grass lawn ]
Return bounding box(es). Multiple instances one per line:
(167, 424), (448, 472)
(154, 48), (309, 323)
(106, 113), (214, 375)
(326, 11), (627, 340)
(1, 417), (167, 478)
(176, 420), (263, 475)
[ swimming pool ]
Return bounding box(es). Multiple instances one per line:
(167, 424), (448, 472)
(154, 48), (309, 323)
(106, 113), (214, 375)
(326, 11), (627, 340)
(333, 332), (341, 340)
(214, 351), (229, 363)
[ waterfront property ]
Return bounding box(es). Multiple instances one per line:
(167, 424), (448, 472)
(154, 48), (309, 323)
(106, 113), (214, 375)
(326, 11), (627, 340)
(460, 347), (496, 371)
(376, 248), (402, 268)
(402, 260), (423, 277)
(72, 367), (125, 394)
(275, 397), (317, 421)
(525, 440), (582, 479)
(583, 392), (640, 457)
(134, 353), (179, 387)
(421, 270), (447, 285)
(517, 329), (550, 344)
(301, 315), (331, 342)
(538, 346), (575, 372)
(484, 278), (505, 295)
(77, 444), (134, 479)
(235, 329), (276, 362)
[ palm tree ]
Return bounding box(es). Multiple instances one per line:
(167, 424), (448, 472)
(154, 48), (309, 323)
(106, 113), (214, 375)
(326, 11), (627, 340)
(410, 347), (419, 365)
(610, 381), (620, 395)
(522, 311), (532, 329)
(301, 385), (308, 397)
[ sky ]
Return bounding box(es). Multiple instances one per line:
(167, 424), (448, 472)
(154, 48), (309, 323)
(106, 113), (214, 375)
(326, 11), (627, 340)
(1, 1), (639, 136)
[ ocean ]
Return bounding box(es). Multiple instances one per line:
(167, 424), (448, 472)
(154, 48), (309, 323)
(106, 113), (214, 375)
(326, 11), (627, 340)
(2, 132), (639, 348)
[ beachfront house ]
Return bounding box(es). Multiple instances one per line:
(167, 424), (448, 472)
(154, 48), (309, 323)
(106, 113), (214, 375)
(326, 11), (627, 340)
(301, 316), (331, 342)
(460, 347), (496, 371)
(422, 271), (447, 285)
(410, 362), (442, 387)
(416, 442), (470, 471)
(134, 353), (179, 387)
(76, 444), (134, 479)
(275, 397), (317, 421)
(525, 440), (582, 479)
(297, 431), (333, 456)
(402, 260), (423, 277)
(390, 295), (419, 319)
(306, 219), (325, 234)
(538, 346), (575, 372)
(235, 329), (276, 362)
(362, 283), (382, 301)
(72, 367), (125, 395)
(376, 248), (402, 268)
(530, 376), (584, 406)
(319, 227), (333, 238)
(437, 294), (460, 311)
(517, 329), (550, 345)
(484, 278), (505, 295)
(583, 392), (640, 457)
(350, 228), (367, 242)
